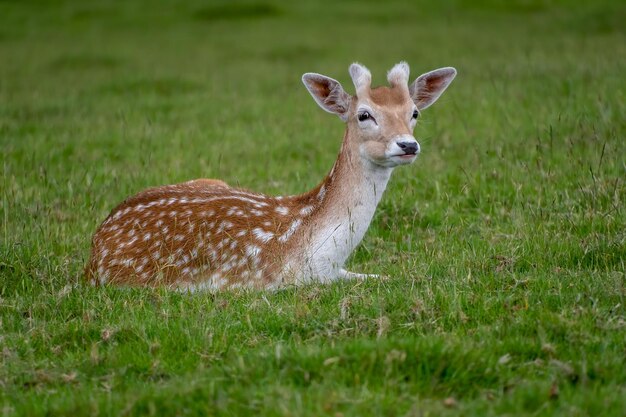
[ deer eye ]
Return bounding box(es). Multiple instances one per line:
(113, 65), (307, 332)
(412, 109), (420, 119)
(357, 111), (371, 122)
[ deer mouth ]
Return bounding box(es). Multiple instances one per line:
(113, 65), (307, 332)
(391, 153), (417, 159)
(387, 153), (418, 166)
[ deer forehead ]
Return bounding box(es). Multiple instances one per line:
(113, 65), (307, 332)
(355, 86), (413, 113)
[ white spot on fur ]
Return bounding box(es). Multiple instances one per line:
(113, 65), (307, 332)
(180, 273), (227, 292)
(246, 244), (261, 258)
(218, 221), (234, 232)
(223, 195), (269, 207)
(317, 184), (326, 200)
(253, 228), (274, 243)
(275, 206), (289, 215)
(98, 269), (109, 284)
(300, 205), (314, 216)
(279, 219), (302, 242)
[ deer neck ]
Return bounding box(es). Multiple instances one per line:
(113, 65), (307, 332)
(288, 127), (394, 281)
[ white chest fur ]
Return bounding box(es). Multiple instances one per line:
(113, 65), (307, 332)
(295, 164), (393, 283)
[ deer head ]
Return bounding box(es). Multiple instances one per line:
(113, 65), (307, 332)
(302, 62), (456, 168)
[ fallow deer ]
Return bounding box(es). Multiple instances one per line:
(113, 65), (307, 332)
(85, 62), (456, 291)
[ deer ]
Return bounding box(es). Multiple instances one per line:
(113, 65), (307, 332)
(85, 62), (456, 291)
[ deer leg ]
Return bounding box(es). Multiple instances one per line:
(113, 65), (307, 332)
(338, 268), (380, 280)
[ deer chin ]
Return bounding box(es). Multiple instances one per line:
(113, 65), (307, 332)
(388, 153), (418, 166)
(362, 153), (416, 168)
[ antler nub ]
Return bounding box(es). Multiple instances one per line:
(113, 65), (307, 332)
(349, 62), (372, 95)
(387, 61), (410, 87)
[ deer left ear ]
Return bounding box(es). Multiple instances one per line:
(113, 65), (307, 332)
(409, 67), (457, 110)
(302, 73), (352, 121)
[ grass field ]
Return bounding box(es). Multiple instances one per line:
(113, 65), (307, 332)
(1, 0), (625, 415)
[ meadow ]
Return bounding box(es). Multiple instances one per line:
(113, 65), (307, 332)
(1, 0), (625, 415)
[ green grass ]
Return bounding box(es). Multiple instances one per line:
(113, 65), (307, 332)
(1, 0), (625, 415)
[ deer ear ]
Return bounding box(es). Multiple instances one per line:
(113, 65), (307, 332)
(302, 73), (352, 121)
(409, 67), (457, 110)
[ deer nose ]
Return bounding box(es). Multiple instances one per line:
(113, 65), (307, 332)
(396, 141), (419, 155)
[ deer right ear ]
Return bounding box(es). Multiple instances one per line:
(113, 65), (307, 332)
(302, 73), (352, 121)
